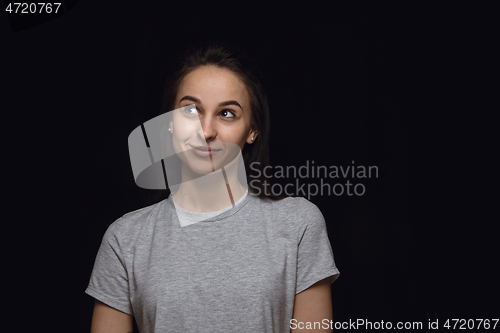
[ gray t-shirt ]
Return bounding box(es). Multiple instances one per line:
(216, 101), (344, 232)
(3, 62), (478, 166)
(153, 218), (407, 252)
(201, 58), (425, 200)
(173, 188), (249, 227)
(85, 193), (340, 333)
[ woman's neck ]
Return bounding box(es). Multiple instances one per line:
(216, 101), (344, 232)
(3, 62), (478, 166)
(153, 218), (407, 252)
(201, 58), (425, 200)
(172, 160), (247, 213)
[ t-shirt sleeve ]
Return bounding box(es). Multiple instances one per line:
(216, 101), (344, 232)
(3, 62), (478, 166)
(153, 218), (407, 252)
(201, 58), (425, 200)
(85, 219), (134, 316)
(295, 199), (340, 294)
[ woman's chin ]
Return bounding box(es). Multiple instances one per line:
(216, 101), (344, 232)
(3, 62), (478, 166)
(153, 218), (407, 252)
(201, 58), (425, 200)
(185, 162), (219, 177)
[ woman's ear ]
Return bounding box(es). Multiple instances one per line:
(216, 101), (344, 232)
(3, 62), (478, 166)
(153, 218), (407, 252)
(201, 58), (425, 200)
(247, 129), (258, 144)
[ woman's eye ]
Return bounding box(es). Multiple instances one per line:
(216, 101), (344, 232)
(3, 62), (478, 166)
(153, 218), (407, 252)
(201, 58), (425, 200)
(220, 110), (235, 118)
(183, 106), (200, 117)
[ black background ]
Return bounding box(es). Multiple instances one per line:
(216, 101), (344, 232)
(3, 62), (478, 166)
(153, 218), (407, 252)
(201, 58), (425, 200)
(2, 1), (497, 332)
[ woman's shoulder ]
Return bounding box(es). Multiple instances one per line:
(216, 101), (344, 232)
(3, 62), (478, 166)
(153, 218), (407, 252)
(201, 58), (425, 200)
(121, 200), (164, 222)
(102, 200), (165, 243)
(252, 195), (325, 228)
(268, 196), (328, 240)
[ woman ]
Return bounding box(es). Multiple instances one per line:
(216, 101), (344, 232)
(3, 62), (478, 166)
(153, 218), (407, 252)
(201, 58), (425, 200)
(85, 42), (340, 332)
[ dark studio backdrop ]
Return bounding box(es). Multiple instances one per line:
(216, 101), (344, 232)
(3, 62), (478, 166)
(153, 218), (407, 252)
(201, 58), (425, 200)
(2, 1), (497, 332)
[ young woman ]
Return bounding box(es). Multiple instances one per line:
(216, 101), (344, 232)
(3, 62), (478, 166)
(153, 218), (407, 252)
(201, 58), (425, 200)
(85, 43), (340, 332)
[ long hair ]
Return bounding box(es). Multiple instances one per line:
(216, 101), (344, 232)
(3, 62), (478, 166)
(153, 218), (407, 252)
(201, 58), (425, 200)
(145, 42), (286, 204)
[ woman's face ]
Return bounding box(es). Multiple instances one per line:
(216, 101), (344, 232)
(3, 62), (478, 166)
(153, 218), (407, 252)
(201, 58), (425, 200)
(170, 65), (257, 175)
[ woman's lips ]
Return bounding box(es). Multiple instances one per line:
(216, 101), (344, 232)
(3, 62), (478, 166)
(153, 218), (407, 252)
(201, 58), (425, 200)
(189, 144), (221, 157)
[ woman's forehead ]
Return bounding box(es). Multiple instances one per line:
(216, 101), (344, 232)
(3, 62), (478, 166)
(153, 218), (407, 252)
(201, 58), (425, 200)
(178, 66), (249, 104)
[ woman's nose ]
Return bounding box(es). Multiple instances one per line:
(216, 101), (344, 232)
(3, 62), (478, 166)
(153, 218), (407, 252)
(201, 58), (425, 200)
(200, 118), (217, 142)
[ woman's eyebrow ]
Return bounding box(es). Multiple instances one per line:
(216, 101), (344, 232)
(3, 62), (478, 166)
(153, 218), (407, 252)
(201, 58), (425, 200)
(180, 96), (243, 111)
(180, 95), (201, 104)
(219, 100), (243, 110)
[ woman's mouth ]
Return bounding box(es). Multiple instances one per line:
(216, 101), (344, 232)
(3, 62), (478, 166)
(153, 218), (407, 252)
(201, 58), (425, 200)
(189, 144), (222, 157)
